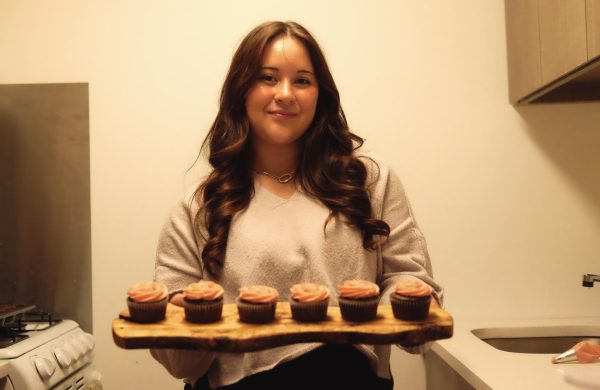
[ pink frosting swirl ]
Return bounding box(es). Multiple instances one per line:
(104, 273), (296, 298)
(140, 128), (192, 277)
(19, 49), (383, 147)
(290, 283), (330, 303)
(127, 282), (168, 303)
(394, 279), (433, 297)
(183, 281), (224, 301)
(337, 280), (380, 298)
(238, 285), (279, 303)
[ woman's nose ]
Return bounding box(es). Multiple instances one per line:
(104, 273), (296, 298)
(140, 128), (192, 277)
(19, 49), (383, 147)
(274, 80), (294, 104)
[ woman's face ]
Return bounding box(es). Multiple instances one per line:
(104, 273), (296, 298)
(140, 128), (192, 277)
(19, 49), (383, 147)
(245, 35), (319, 150)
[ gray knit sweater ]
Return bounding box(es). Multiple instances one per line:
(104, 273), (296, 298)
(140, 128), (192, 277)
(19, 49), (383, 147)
(150, 155), (443, 388)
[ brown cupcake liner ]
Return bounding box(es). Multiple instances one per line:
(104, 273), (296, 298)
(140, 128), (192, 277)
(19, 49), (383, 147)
(127, 297), (167, 323)
(236, 297), (277, 324)
(184, 297), (223, 323)
(338, 295), (380, 322)
(289, 298), (329, 322)
(390, 293), (431, 321)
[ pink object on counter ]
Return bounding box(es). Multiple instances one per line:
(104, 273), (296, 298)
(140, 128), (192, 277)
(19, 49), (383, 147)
(573, 341), (600, 363)
(551, 341), (600, 364)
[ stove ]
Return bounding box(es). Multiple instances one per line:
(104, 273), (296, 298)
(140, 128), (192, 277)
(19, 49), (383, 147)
(0, 304), (102, 390)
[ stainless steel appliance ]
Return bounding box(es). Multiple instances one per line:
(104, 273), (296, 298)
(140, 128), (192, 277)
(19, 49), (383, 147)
(0, 83), (92, 333)
(0, 304), (101, 390)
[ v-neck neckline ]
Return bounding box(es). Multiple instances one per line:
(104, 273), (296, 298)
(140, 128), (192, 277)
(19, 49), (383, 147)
(254, 180), (299, 202)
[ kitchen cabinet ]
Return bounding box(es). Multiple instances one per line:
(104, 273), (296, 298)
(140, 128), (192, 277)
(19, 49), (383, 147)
(505, 0), (600, 104)
(589, 0), (600, 58)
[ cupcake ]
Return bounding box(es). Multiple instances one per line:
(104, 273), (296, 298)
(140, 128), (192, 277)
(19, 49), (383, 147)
(236, 285), (279, 324)
(127, 281), (168, 323)
(289, 283), (330, 322)
(337, 280), (380, 322)
(182, 280), (224, 323)
(390, 279), (433, 321)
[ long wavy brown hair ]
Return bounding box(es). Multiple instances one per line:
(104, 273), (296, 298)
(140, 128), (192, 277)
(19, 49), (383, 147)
(193, 21), (390, 276)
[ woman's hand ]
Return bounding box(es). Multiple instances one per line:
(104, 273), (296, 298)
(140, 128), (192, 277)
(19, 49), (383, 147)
(170, 292), (185, 307)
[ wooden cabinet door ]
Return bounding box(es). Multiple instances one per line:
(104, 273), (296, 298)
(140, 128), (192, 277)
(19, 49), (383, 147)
(539, 0), (588, 83)
(505, 0), (542, 103)
(588, 0), (600, 59)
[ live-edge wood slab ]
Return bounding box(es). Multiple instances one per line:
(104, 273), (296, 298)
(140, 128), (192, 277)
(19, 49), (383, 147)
(113, 302), (453, 352)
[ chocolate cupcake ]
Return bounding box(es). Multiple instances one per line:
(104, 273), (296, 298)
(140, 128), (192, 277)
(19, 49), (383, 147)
(289, 283), (330, 322)
(236, 285), (279, 324)
(182, 281), (224, 323)
(127, 281), (168, 323)
(390, 279), (433, 321)
(337, 280), (380, 322)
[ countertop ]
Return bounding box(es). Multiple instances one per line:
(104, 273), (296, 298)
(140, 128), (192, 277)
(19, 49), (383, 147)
(432, 316), (600, 390)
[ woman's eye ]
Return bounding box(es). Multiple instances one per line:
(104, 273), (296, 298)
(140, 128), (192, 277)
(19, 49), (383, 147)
(295, 78), (311, 85)
(260, 74), (276, 83)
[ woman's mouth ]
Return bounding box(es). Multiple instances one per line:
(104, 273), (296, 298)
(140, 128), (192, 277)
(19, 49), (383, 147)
(268, 110), (297, 118)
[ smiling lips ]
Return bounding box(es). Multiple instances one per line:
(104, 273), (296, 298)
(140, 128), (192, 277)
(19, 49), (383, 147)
(268, 109), (297, 118)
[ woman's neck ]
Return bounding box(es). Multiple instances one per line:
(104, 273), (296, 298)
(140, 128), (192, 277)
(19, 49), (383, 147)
(252, 142), (299, 199)
(252, 142), (300, 176)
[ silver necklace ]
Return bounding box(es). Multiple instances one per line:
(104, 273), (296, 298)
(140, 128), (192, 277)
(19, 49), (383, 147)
(256, 170), (295, 184)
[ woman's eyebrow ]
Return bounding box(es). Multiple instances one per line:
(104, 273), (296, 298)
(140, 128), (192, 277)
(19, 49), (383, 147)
(261, 66), (314, 75)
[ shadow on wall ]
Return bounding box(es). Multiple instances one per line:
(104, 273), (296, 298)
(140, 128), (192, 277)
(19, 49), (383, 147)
(516, 103), (600, 216)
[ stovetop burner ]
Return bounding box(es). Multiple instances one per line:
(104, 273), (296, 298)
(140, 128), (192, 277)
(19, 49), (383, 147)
(0, 329), (28, 348)
(0, 304), (36, 326)
(13, 309), (61, 331)
(0, 305), (62, 348)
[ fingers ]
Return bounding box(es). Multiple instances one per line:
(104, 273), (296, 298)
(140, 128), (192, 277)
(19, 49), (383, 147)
(170, 293), (185, 307)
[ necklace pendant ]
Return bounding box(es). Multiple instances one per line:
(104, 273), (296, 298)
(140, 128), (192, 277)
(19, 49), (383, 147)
(277, 173), (294, 183)
(256, 170), (295, 184)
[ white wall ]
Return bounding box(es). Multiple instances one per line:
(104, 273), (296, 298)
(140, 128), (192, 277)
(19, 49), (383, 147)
(2, 1), (600, 389)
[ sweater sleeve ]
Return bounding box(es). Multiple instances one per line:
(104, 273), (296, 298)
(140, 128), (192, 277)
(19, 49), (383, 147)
(150, 196), (215, 383)
(368, 160), (444, 355)
(375, 165), (444, 306)
(153, 197), (205, 291)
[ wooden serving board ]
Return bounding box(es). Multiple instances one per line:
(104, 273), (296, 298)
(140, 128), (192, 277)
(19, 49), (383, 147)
(113, 303), (453, 352)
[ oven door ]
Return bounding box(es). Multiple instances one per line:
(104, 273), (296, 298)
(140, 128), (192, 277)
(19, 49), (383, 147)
(50, 364), (102, 390)
(6, 362), (102, 390)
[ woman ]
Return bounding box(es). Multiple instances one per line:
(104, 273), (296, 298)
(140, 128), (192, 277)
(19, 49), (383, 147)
(151, 21), (443, 390)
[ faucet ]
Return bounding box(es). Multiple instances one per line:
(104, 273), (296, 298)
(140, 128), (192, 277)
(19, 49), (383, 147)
(582, 274), (600, 287)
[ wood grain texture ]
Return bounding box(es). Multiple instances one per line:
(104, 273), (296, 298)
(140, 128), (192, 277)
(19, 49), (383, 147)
(588, 0), (600, 60)
(113, 303), (453, 352)
(539, 0), (588, 83)
(504, 0), (542, 103)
